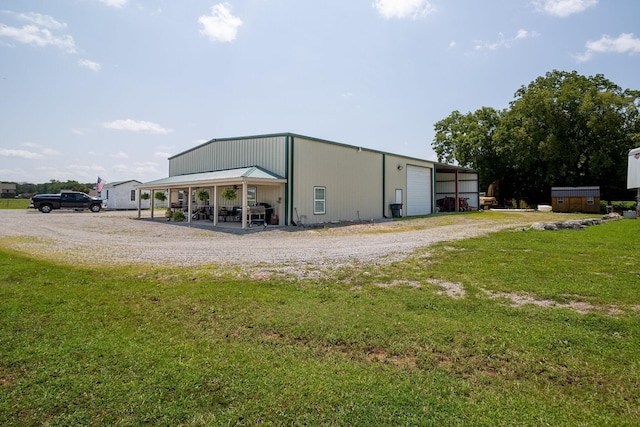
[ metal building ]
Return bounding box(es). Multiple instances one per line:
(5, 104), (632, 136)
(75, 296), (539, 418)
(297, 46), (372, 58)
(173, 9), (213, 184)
(137, 133), (478, 228)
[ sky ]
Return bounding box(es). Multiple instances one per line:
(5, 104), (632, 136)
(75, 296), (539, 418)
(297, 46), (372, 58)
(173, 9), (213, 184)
(1, 0), (639, 185)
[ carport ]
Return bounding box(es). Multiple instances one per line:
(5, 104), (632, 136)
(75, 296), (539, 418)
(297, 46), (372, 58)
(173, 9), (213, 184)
(434, 164), (480, 212)
(136, 166), (287, 229)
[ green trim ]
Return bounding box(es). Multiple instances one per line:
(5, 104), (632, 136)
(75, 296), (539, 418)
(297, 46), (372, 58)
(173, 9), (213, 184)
(432, 166), (437, 214)
(285, 135), (290, 225)
(289, 136), (295, 225)
(382, 153), (387, 218)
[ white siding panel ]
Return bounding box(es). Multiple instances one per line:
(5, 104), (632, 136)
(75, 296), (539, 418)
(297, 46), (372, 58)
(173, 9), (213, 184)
(629, 147), (640, 189)
(406, 165), (432, 215)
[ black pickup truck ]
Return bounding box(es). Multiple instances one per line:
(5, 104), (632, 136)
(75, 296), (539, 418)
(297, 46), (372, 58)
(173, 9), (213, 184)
(29, 192), (104, 213)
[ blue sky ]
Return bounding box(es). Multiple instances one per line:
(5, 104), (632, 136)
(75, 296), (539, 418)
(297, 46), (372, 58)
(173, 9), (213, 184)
(1, 0), (639, 185)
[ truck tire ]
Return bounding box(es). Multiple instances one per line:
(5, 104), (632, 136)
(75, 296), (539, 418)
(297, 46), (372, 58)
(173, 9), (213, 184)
(40, 204), (53, 213)
(90, 204), (101, 213)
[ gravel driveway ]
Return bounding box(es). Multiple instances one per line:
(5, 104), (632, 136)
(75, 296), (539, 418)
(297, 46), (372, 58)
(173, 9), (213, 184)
(0, 209), (556, 273)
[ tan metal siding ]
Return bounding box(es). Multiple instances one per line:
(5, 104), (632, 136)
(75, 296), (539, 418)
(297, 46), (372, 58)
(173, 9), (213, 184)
(169, 136), (287, 177)
(384, 155), (435, 217)
(292, 137), (383, 223)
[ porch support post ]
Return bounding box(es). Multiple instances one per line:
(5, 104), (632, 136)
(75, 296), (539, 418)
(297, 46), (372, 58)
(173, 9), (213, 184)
(151, 190), (155, 219)
(241, 182), (248, 229)
(137, 188), (141, 218)
(213, 185), (218, 225)
(187, 186), (193, 223)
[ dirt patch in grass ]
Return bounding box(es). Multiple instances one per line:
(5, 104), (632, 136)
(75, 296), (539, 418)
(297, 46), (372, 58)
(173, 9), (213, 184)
(427, 279), (466, 299)
(484, 290), (625, 316)
(373, 279), (422, 289)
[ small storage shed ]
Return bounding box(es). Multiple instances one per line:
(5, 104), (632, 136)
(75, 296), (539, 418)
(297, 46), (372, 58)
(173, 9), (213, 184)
(551, 186), (600, 213)
(102, 180), (150, 210)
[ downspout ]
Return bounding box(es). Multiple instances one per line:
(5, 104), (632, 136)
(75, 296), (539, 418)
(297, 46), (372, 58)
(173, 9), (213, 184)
(382, 153), (388, 218)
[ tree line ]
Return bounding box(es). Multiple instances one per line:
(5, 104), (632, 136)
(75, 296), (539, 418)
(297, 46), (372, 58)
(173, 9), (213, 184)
(433, 70), (640, 205)
(13, 180), (95, 197)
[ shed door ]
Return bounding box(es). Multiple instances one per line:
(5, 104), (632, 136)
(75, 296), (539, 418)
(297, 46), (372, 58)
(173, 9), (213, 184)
(406, 165), (432, 216)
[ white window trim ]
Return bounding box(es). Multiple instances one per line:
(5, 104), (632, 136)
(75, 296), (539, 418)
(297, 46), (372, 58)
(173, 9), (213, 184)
(314, 186), (326, 215)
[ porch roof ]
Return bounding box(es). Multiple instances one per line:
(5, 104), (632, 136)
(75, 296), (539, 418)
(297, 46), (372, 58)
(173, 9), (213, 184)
(137, 166), (286, 190)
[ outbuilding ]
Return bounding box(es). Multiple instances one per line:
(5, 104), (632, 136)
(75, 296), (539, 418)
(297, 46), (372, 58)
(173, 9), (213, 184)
(551, 186), (600, 213)
(137, 133), (478, 228)
(102, 180), (150, 210)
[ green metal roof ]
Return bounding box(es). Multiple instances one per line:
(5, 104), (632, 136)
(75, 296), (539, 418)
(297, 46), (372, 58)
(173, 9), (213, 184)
(137, 166), (285, 189)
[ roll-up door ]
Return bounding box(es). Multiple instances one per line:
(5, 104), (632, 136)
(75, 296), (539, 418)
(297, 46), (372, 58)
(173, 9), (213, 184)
(406, 165), (432, 216)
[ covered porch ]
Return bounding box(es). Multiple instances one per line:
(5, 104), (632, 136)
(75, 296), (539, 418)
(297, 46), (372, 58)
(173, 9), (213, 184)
(136, 166), (287, 230)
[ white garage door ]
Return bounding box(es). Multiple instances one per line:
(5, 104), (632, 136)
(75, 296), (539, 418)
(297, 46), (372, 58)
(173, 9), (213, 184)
(406, 165), (432, 216)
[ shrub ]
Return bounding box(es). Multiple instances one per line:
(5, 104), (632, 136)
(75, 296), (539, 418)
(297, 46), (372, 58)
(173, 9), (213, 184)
(172, 210), (186, 222)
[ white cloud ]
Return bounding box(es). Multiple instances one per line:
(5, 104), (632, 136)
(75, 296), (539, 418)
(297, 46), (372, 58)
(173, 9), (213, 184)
(99, 0), (129, 8)
(198, 3), (242, 43)
(534, 0), (598, 17)
(102, 119), (173, 134)
(17, 12), (67, 30)
(473, 29), (538, 52)
(78, 59), (101, 71)
(112, 161), (160, 175)
(449, 40), (457, 48)
(575, 33), (640, 62)
(72, 128), (89, 136)
(0, 23), (76, 53)
(0, 148), (45, 160)
(154, 151), (171, 158)
(373, 0), (435, 20)
(21, 142), (41, 148)
(41, 147), (61, 156)
(110, 151), (129, 159)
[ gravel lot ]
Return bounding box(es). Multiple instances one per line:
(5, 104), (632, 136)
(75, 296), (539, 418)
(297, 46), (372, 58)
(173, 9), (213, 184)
(0, 209), (558, 273)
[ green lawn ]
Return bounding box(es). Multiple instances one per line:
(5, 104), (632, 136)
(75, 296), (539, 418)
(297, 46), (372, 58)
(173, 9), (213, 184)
(1, 218), (639, 426)
(0, 199), (29, 209)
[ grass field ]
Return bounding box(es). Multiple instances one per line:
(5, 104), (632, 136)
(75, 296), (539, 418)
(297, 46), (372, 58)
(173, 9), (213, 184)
(1, 217), (638, 425)
(0, 199), (29, 209)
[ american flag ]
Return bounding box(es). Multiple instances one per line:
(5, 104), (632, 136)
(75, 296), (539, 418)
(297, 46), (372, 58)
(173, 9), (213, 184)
(96, 177), (106, 193)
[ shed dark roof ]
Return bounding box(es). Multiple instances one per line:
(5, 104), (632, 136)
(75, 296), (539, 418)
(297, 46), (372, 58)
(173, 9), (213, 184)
(551, 186), (600, 197)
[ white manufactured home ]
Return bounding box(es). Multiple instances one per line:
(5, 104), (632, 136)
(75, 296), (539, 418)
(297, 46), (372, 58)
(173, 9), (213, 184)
(102, 180), (150, 210)
(628, 147), (640, 190)
(137, 133), (478, 228)
(629, 147), (640, 215)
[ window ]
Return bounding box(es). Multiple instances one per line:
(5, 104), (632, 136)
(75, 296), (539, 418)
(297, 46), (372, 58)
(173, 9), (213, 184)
(131, 190), (136, 201)
(557, 197), (564, 204)
(587, 196), (594, 205)
(314, 187), (326, 215)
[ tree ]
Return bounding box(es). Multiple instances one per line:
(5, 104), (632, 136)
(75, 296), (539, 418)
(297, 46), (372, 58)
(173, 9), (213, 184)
(433, 70), (640, 204)
(433, 106), (505, 192)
